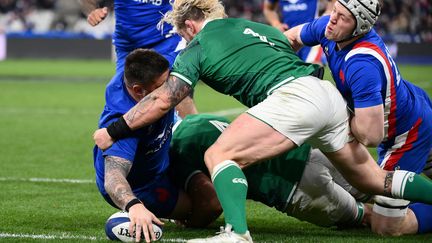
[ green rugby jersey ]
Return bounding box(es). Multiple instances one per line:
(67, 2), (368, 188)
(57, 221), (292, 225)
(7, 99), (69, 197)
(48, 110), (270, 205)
(169, 114), (311, 211)
(171, 18), (320, 107)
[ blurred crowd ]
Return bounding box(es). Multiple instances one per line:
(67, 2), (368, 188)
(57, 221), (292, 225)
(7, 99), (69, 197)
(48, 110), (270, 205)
(0, 0), (431, 42)
(0, 0), (114, 38)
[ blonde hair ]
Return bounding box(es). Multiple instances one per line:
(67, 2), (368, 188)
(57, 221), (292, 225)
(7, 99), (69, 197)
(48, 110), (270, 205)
(161, 0), (227, 31)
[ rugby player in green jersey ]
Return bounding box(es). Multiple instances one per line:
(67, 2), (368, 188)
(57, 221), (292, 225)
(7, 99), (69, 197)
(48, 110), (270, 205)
(170, 114), (369, 229)
(93, 0), (432, 242)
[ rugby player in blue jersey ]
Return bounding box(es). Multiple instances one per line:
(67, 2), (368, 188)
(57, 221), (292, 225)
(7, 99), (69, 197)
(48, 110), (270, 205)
(79, 0), (197, 117)
(263, 0), (334, 64)
(286, 0), (432, 236)
(93, 49), (216, 243)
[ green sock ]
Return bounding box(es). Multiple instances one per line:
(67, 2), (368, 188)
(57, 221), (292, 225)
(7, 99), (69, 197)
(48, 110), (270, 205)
(211, 160), (248, 234)
(391, 170), (432, 204)
(354, 202), (365, 225)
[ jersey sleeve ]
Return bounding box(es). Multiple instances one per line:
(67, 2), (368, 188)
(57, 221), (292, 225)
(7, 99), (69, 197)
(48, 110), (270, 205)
(300, 15), (329, 46)
(102, 136), (139, 162)
(171, 41), (202, 88)
(345, 59), (383, 108)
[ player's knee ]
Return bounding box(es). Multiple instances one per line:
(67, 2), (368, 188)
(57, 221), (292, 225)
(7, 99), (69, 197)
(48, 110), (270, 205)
(204, 145), (219, 171)
(204, 144), (235, 170)
(371, 196), (410, 236)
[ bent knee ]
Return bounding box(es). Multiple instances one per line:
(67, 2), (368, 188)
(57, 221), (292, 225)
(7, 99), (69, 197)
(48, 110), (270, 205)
(204, 144), (244, 171)
(371, 224), (404, 236)
(204, 145), (220, 171)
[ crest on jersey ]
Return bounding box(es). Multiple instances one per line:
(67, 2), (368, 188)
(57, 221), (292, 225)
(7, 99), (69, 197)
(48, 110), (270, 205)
(324, 46), (329, 56)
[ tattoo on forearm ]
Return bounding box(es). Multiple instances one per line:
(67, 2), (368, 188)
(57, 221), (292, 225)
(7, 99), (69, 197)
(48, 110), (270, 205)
(125, 94), (156, 123)
(383, 171), (394, 196)
(125, 75), (192, 124)
(166, 76), (192, 105)
(105, 156), (134, 209)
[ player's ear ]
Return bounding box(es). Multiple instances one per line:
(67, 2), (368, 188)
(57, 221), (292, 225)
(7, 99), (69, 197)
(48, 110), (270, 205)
(184, 20), (195, 35)
(132, 84), (146, 98)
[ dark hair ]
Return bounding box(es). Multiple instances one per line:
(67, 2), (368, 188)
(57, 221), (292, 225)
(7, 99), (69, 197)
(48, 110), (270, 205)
(124, 49), (169, 87)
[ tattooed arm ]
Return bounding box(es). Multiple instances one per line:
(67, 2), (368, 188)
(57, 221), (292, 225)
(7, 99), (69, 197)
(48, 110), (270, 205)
(104, 155), (135, 208)
(104, 155), (163, 242)
(93, 75), (191, 150)
(124, 75), (192, 129)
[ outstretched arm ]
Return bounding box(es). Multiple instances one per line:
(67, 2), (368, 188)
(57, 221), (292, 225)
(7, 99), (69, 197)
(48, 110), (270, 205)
(263, 0), (288, 32)
(104, 156), (163, 243)
(284, 24), (306, 52)
(93, 76), (192, 150)
(79, 0), (109, 26)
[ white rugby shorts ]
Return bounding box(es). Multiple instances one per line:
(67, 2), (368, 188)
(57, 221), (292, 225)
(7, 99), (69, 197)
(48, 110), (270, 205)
(247, 76), (349, 152)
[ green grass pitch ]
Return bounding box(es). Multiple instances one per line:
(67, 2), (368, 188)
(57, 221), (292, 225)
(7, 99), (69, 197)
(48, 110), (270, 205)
(0, 59), (431, 242)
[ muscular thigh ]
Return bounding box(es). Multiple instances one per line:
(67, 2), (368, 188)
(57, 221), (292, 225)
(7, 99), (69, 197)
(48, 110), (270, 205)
(205, 113), (296, 170)
(247, 77), (349, 153)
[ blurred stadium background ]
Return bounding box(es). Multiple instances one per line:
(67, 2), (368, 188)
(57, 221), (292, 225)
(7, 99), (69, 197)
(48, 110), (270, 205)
(0, 0), (431, 61)
(0, 0), (431, 242)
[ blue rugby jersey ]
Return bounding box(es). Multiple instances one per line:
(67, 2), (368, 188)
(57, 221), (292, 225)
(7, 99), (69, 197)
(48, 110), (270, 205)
(267, 0), (319, 28)
(300, 16), (432, 172)
(113, 0), (177, 51)
(94, 73), (175, 197)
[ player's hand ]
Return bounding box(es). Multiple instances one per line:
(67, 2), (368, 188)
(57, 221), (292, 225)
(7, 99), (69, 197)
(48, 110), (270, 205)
(87, 7), (108, 26)
(275, 23), (289, 32)
(93, 128), (114, 150)
(128, 204), (164, 243)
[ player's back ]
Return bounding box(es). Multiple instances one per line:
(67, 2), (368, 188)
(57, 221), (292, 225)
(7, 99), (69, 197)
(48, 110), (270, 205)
(188, 18), (319, 107)
(113, 0), (177, 50)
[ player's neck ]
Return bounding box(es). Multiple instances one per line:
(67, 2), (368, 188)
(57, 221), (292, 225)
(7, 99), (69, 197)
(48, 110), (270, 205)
(336, 35), (362, 51)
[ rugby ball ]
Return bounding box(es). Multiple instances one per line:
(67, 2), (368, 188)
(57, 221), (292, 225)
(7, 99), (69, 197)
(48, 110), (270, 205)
(105, 211), (163, 242)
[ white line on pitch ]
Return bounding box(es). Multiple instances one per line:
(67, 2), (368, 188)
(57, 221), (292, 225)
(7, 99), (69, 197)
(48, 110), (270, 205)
(0, 177), (94, 184)
(0, 232), (101, 241)
(0, 232), (187, 242)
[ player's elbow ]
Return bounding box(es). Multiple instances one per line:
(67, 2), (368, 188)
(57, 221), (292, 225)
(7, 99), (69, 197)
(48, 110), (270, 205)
(151, 93), (176, 114)
(360, 137), (381, 147)
(359, 132), (383, 147)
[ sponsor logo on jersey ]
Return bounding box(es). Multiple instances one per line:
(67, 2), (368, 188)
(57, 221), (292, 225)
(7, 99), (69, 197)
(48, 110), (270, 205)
(232, 178), (248, 187)
(282, 3), (308, 12)
(408, 172), (415, 182)
(133, 0), (162, 6)
(145, 122), (173, 155)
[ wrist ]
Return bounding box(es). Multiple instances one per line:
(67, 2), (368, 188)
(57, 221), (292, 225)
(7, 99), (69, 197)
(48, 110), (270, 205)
(125, 198), (142, 212)
(107, 116), (133, 140)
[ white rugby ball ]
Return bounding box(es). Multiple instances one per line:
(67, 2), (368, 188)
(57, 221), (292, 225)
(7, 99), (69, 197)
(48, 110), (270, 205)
(105, 211), (163, 242)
